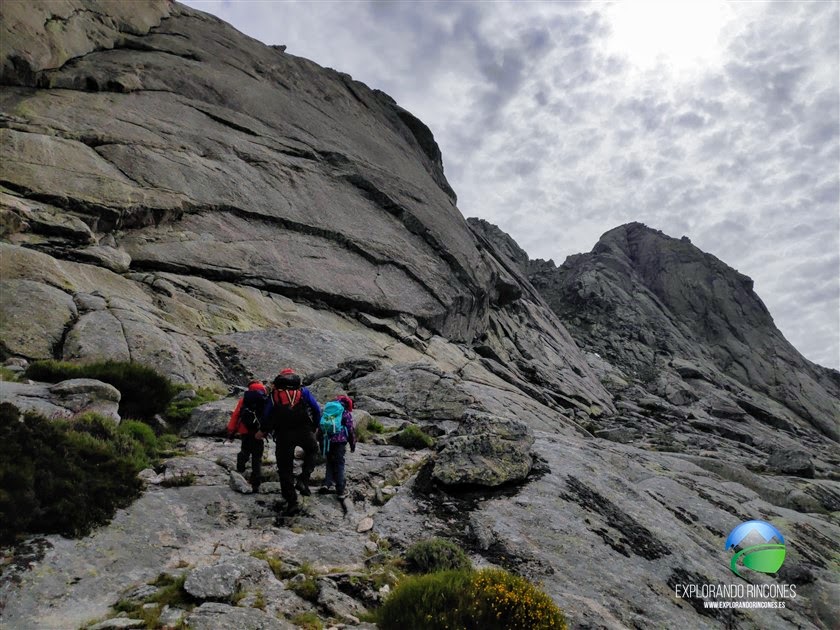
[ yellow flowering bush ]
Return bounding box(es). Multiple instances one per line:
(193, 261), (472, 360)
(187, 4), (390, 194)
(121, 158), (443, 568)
(469, 568), (567, 630)
(377, 568), (567, 630)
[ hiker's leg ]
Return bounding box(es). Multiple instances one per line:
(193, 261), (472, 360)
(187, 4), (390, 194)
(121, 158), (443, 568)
(251, 437), (264, 489)
(323, 448), (335, 488)
(298, 426), (319, 485)
(236, 438), (248, 473)
(276, 435), (297, 505)
(333, 442), (347, 497)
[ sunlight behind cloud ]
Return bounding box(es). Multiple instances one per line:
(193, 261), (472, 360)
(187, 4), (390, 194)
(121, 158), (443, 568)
(604, 0), (735, 75)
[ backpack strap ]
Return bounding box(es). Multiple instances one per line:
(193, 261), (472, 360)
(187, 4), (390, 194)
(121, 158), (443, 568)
(275, 389), (300, 407)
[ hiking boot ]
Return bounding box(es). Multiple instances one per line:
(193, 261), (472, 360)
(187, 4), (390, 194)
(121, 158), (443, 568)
(283, 502), (301, 516)
(338, 495), (348, 515)
(295, 480), (311, 496)
(317, 486), (333, 495)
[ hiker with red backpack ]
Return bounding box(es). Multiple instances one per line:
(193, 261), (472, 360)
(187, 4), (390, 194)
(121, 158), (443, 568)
(261, 368), (320, 515)
(317, 395), (356, 510)
(226, 380), (269, 492)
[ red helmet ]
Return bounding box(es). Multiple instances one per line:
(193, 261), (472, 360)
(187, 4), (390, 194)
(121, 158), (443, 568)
(247, 380), (267, 393)
(279, 368), (295, 376)
(335, 394), (353, 411)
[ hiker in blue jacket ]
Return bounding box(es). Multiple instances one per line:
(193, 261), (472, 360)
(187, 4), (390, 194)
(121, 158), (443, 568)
(260, 368), (320, 515)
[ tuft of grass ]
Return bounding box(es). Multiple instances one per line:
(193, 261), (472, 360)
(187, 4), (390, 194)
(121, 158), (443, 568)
(106, 600), (161, 629)
(390, 424), (435, 450)
(288, 576), (320, 602)
(160, 473), (196, 488)
(24, 360), (175, 420)
(165, 386), (222, 425)
(368, 418), (385, 433)
(0, 366), (18, 382)
(251, 549), (283, 579)
(291, 612), (323, 630)
(147, 573), (194, 609)
(355, 425), (370, 444)
(404, 537), (471, 574)
(376, 568), (566, 630)
(253, 590), (266, 610)
(287, 564), (320, 602)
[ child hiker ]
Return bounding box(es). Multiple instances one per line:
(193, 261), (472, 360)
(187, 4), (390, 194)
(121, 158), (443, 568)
(318, 394), (356, 509)
(226, 380), (269, 492)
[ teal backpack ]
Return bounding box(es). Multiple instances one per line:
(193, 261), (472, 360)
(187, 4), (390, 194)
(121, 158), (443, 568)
(319, 401), (345, 455)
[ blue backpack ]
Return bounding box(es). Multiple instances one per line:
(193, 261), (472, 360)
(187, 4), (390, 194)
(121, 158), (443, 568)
(319, 401), (345, 454)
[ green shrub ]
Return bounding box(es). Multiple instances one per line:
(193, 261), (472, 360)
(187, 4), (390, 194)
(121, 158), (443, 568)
(391, 424), (435, 450)
(404, 538), (472, 574)
(368, 418), (385, 433)
(24, 360), (175, 420)
(377, 568), (566, 630)
(0, 403), (143, 543)
(377, 570), (473, 629)
(0, 405), (184, 543)
(165, 387), (221, 424)
(0, 366), (18, 382)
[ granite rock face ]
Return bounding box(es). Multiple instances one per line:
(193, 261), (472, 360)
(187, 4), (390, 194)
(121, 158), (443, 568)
(530, 222), (839, 442)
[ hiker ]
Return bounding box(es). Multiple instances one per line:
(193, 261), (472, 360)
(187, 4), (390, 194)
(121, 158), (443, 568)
(226, 380), (269, 492)
(261, 368), (320, 515)
(318, 394), (356, 507)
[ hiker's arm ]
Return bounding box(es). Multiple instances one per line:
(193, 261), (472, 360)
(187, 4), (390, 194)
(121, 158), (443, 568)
(259, 396), (275, 434)
(302, 389), (321, 425)
(345, 411), (356, 452)
(226, 399), (243, 439)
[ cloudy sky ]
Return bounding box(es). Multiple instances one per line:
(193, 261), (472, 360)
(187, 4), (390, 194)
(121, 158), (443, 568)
(184, 0), (839, 369)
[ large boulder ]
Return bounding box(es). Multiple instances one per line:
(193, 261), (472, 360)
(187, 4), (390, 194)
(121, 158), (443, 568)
(184, 602), (294, 630)
(184, 555), (272, 601)
(0, 378), (120, 420)
(180, 398), (236, 437)
(432, 411), (535, 487)
(350, 363), (473, 422)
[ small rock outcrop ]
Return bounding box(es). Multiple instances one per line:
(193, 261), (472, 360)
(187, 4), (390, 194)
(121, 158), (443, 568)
(0, 378), (121, 420)
(432, 411), (535, 487)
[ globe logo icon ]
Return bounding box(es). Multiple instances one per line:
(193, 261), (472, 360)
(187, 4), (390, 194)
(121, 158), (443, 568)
(725, 520), (786, 578)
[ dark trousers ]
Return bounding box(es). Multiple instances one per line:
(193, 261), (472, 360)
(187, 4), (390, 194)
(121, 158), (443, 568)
(324, 442), (347, 496)
(236, 434), (264, 488)
(275, 423), (318, 506)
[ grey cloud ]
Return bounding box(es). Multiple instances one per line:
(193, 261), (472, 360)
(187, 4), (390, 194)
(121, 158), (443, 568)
(812, 183), (839, 205)
(675, 112), (706, 128)
(621, 97), (673, 132)
(621, 161), (646, 180)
